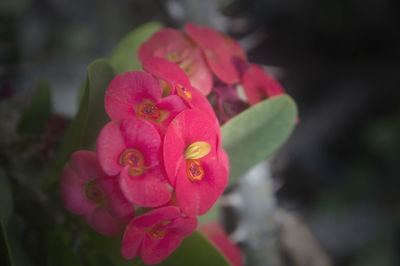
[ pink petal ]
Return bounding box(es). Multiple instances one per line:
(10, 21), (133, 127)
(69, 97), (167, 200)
(122, 206), (191, 262)
(190, 86), (220, 128)
(132, 206), (181, 228)
(142, 57), (192, 90)
(163, 109), (219, 185)
(184, 23), (239, 84)
(218, 148), (230, 173)
(119, 166), (172, 207)
(178, 48), (213, 95)
(176, 158), (228, 217)
(122, 220), (146, 260)
(96, 121), (126, 176)
(69, 150), (105, 181)
(96, 176), (134, 222)
(105, 71), (161, 121)
(156, 95), (188, 128)
(138, 28), (190, 62)
(198, 222), (243, 266)
(84, 207), (124, 236)
(60, 163), (96, 215)
(141, 233), (182, 265)
(118, 118), (161, 168)
(165, 216), (198, 237)
(241, 64), (285, 105)
(220, 32), (247, 62)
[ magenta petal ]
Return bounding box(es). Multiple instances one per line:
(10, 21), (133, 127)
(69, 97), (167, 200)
(84, 207), (124, 236)
(132, 206), (181, 228)
(179, 48), (213, 95)
(141, 233), (182, 265)
(96, 176), (134, 222)
(241, 64), (285, 105)
(142, 57), (192, 90)
(118, 118), (161, 167)
(176, 158), (228, 217)
(199, 222), (243, 266)
(140, 212), (197, 264)
(138, 28), (189, 62)
(156, 95), (188, 127)
(184, 23), (239, 84)
(96, 121), (126, 176)
(218, 149), (230, 173)
(166, 216), (198, 237)
(119, 166), (172, 207)
(60, 164), (96, 215)
(190, 86), (220, 127)
(69, 150), (104, 181)
(122, 220), (146, 260)
(105, 71), (161, 121)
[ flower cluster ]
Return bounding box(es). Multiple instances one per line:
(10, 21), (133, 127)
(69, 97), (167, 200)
(60, 22), (284, 265)
(139, 23), (286, 123)
(60, 42), (230, 263)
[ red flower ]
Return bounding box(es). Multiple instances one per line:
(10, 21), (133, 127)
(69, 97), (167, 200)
(60, 150), (134, 236)
(163, 109), (228, 216)
(138, 28), (213, 95)
(241, 64), (285, 105)
(121, 206), (197, 265)
(105, 71), (187, 131)
(96, 118), (172, 207)
(184, 23), (242, 84)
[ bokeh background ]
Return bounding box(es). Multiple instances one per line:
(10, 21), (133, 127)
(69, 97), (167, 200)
(1, 0), (400, 265)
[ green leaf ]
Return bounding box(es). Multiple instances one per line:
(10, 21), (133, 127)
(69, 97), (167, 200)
(81, 59), (115, 149)
(0, 222), (12, 266)
(109, 22), (163, 74)
(0, 168), (13, 226)
(45, 59), (114, 188)
(17, 78), (52, 135)
(222, 95), (297, 185)
(159, 231), (230, 266)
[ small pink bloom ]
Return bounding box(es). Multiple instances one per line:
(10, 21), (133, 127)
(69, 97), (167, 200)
(138, 28), (213, 95)
(143, 57), (219, 126)
(241, 64), (285, 105)
(96, 118), (172, 207)
(198, 222), (243, 266)
(105, 71), (187, 130)
(163, 109), (228, 217)
(121, 206), (197, 265)
(60, 150), (134, 236)
(184, 23), (241, 84)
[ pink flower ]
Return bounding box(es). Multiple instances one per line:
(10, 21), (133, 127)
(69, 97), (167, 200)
(138, 28), (213, 95)
(105, 71), (187, 131)
(60, 150), (134, 236)
(241, 64), (285, 105)
(121, 206), (197, 265)
(184, 23), (241, 84)
(96, 118), (172, 207)
(163, 109), (228, 217)
(198, 222), (243, 266)
(142, 57), (219, 127)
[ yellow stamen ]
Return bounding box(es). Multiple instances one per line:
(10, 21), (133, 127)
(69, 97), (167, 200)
(184, 141), (211, 159)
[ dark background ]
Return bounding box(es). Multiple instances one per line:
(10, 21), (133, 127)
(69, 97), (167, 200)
(1, 0), (400, 265)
